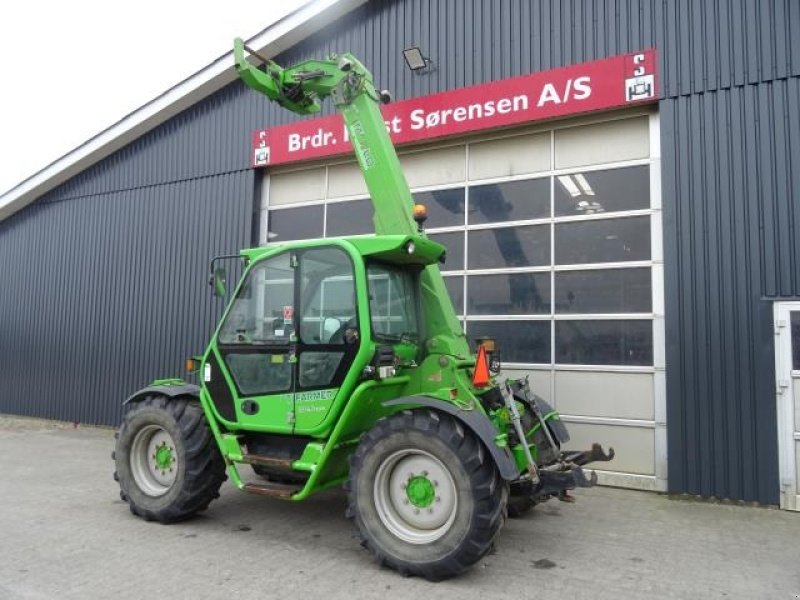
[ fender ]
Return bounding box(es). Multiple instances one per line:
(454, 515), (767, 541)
(382, 396), (520, 481)
(123, 383), (200, 406)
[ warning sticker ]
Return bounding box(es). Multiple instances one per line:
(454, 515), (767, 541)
(283, 305), (294, 323)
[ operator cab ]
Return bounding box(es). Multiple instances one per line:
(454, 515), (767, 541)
(207, 234), (443, 433)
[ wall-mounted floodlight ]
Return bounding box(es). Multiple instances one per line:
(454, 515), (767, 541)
(403, 46), (433, 72)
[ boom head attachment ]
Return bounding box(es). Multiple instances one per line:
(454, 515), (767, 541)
(233, 38), (378, 115)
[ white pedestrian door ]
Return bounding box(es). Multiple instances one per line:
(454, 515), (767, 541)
(774, 302), (800, 511)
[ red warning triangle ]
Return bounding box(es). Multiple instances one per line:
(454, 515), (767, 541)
(472, 345), (491, 388)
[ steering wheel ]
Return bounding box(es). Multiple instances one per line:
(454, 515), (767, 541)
(329, 317), (359, 344)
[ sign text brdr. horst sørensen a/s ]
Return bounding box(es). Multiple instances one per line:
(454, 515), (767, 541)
(251, 49), (657, 168)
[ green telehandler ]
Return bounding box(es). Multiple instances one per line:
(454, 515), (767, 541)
(112, 39), (614, 580)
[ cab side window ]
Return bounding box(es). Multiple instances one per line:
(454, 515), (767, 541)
(298, 247), (357, 389)
(299, 248), (357, 345)
(219, 253), (294, 345)
(218, 253), (294, 396)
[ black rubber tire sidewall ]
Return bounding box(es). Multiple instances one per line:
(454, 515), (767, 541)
(354, 429), (475, 565)
(116, 405), (189, 515)
(114, 396), (225, 523)
(348, 409), (507, 580)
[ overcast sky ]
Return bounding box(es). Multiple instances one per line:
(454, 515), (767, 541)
(0, 0), (307, 195)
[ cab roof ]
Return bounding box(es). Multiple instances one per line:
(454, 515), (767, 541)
(240, 234), (446, 266)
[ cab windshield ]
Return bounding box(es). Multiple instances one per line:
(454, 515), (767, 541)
(367, 262), (419, 343)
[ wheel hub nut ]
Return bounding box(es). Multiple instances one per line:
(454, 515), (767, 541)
(405, 475), (436, 509)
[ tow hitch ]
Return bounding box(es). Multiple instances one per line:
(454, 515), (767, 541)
(538, 444), (614, 500)
(512, 443), (615, 504)
(560, 443), (616, 467)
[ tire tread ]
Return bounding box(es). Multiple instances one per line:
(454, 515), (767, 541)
(346, 409), (506, 581)
(113, 395), (226, 524)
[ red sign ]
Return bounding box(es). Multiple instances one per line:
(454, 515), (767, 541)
(251, 49), (656, 167)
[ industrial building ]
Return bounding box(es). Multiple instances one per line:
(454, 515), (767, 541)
(1, 0), (799, 508)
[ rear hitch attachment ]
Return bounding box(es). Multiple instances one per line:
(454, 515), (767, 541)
(517, 443), (614, 504)
(560, 443), (615, 467)
(536, 465), (597, 497)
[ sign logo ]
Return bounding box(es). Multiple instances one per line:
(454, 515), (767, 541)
(252, 130), (270, 166)
(625, 52), (656, 102)
(251, 49), (657, 167)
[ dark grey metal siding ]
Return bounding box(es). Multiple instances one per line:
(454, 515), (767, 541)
(0, 170), (253, 425)
(662, 77), (800, 503)
(1, 0), (797, 503)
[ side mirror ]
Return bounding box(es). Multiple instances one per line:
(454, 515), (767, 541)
(210, 267), (227, 297)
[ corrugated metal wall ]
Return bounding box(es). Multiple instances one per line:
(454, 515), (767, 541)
(661, 77), (800, 504)
(1, 0), (798, 502)
(0, 171), (253, 425)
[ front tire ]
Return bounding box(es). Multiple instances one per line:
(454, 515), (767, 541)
(347, 409), (507, 580)
(113, 395), (225, 523)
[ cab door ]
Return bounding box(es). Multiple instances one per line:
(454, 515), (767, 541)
(210, 251), (296, 432)
(293, 246), (362, 432)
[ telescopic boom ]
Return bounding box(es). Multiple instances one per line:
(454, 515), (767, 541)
(234, 38), (469, 356)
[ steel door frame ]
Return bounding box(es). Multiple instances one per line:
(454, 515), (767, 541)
(773, 301), (800, 511)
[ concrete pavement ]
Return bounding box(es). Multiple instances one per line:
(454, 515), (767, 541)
(0, 415), (798, 600)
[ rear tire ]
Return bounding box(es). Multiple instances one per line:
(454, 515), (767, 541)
(346, 409), (507, 580)
(113, 395), (225, 523)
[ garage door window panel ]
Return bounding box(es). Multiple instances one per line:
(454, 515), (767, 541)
(554, 117), (649, 169)
(269, 167), (326, 206)
(555, 216), (650, 265)
(269, 205), (324, 242)
(468, 132), (550, 180)
(400, 146), (465, 188)
(554, 165), (650, 217)
(326, 199), (374, 237)
(467, 320), (550, 364)
(555, 320), (653, 366)
(469, 178), (550, 224)
(468, 224), (550, 270)
(468, 272), (550, 315)
(412, 188), (465, 228)
(555, 268), (652, 314)
(327, 162), (367, 199)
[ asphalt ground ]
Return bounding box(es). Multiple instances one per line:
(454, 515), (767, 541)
(0, 414), (798, 600)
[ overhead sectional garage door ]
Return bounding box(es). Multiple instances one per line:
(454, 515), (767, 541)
(263, 112), (665, 492)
